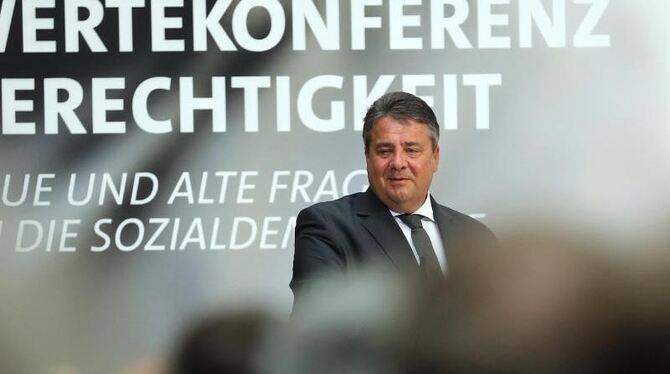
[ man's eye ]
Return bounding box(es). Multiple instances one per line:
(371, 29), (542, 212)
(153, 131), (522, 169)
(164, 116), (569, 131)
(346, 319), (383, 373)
(406, 148), (419, 155)
(378, 149), (392, 156)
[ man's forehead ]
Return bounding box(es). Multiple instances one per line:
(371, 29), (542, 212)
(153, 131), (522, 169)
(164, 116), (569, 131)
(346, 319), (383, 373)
(372, 140), (423, 147)
(370, 121), (432, 141)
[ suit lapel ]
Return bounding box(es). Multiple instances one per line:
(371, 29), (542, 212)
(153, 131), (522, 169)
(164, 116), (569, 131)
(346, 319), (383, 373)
(431, 197), (460, 263)
(355, 189), (418, 271)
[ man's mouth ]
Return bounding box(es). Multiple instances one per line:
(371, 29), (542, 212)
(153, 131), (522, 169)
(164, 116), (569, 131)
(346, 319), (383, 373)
(388, 176), (410, 182)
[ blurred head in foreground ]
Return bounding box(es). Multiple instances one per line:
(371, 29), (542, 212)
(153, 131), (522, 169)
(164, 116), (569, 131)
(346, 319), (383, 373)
(438, 229), (670, 373)
(168, 310), (272, 374)
(263, 228), (670, 373)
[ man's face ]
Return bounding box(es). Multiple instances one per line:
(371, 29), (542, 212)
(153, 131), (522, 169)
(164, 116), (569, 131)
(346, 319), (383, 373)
(366, 116), (440, 213)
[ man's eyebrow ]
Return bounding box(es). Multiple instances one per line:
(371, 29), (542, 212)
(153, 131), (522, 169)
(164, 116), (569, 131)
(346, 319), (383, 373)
(402, 141), (421, 147)
(374, 142), (394, 148)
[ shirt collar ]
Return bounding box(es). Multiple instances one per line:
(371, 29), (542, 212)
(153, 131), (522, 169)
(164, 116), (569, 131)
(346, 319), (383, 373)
(389, 193), (435, 222)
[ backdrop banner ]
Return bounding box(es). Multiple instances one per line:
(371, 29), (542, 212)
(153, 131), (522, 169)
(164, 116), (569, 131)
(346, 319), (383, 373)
(0, 1), (668, 372)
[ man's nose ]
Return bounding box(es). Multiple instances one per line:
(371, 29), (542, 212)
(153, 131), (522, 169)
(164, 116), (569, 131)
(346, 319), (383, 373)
(389, 151), (407, 169)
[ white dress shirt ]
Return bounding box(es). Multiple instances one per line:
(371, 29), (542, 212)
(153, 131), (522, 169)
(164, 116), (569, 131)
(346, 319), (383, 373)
(389, 194), (447, 273)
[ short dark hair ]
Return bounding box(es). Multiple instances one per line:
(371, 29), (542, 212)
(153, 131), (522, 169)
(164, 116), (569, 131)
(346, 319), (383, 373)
(362, 91), (440, 152)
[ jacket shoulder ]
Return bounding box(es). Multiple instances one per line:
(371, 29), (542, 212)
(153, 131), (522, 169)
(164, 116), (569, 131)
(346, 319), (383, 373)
(434, 202), (497, 247)
(297, 192), (362, 221)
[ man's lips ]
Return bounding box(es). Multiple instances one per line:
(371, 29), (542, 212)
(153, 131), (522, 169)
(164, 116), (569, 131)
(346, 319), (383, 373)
(387, 176), (411, 182)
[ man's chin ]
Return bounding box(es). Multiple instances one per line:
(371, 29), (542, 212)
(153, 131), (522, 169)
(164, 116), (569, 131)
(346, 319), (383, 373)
(386, 191), (410, 205)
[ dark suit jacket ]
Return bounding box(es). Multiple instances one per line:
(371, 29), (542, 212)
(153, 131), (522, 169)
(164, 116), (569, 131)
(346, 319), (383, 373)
(291, 189), (496, 298)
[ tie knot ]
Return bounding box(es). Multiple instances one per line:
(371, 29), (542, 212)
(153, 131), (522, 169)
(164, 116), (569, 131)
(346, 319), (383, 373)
(398, 214), (424, 230)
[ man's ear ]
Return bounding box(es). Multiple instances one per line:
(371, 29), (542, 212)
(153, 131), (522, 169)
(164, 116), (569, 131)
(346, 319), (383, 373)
(432, 145), (440, 172)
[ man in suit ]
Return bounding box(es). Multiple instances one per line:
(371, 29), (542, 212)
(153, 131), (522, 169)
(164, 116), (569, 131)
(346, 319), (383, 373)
(291, 91), (495, 300)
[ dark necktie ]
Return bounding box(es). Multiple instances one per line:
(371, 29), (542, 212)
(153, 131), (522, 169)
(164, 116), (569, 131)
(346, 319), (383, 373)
(398, 214), (443, 278)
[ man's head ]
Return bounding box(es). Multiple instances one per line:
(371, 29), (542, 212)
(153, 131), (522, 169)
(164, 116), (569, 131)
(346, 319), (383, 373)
(363, 92), (441, 214)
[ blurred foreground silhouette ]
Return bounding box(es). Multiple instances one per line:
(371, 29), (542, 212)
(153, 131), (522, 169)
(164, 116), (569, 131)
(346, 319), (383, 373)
(263, 228), (670, 373)
(116, 227), (670, 374)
